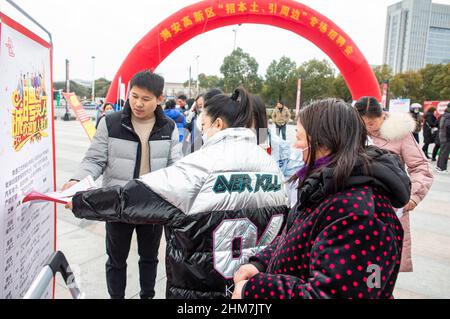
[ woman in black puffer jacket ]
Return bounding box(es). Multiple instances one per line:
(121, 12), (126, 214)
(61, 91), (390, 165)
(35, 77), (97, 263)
(423, 107), (439, 160)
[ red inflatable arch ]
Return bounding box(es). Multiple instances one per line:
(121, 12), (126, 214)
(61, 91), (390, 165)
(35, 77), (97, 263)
(106, 0), (381, 102)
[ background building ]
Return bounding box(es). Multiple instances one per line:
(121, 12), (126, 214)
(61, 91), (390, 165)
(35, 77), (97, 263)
(163, 82), (190, 100)
(383, 0), (450, 74)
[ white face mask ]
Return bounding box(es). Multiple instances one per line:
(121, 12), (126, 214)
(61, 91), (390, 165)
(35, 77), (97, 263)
(299, 146), (310, 163)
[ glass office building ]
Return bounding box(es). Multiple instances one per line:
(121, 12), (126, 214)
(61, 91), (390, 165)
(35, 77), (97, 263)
(383, 0), (450, 73)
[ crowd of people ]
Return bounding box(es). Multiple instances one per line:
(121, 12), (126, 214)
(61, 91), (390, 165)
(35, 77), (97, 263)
(60, 69), (449, 299)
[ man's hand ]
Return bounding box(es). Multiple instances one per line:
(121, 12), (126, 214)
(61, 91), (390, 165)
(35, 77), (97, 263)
(61, 180), (78, 192)
(404, 200), (417, 213)
(233, 264), (260, 284)
(232, 280), (248, 299)
(65, 201), (73, 210)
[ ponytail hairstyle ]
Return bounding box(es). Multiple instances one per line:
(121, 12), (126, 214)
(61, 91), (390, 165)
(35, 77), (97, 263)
(251, 95), (269, 144)
(203, 87), (253, 128)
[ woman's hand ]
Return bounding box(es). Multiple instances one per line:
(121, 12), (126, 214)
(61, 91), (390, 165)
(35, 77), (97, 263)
(61, 180), (78, 192)
(232, 280), (248, 299)
(65, 201), (73, 210)
(404, 200), (417, 212)
(233, 264), (260, 284)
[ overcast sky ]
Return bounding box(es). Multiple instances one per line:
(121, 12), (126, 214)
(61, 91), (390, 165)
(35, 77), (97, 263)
(2, 0), (450, 82)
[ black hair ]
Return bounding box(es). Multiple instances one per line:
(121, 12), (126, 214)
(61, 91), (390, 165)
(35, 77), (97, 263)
(189, 94), (205, 113)
(103, 102), (114, 111)
(195, 94), (204, 102)
(427, 107), (437, 114)
(251, 95), (269, 144)
(165, 99), (176, 109)
(203, 87), (253, 128)
(354, 96), (383, 118)
(204, 88), (224, 103)
(187, 98), (195, 109)
(177, 94), (187, 101)
(290, 98), (371, 193)
(130, 70), (164, 97)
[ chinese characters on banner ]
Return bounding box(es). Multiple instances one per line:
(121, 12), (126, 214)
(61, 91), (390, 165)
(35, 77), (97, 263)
(158, 1), (354, 58)
(0, 13), (56, 299)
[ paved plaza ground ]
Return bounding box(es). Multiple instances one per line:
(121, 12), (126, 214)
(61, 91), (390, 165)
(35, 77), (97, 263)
(53, 119), (450, 299)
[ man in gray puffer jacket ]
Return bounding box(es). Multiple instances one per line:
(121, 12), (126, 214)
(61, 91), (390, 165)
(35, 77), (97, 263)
(62, 70), (182, 299)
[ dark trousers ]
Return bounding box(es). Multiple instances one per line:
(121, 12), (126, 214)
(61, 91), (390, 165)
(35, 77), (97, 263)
(422, 143), (440, 160)
(438, 142), (450, 171)
(105, 222), (163, 299)
(276, 124), (287, 141)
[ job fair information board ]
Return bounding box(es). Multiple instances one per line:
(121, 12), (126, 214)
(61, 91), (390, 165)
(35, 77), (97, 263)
(0, 13), (56, 299)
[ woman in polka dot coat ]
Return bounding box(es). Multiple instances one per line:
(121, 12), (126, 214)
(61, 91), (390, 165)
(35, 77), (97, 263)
(232, 99), (411, 299)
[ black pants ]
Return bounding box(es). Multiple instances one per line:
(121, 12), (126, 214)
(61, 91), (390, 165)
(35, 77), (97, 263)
(438, 142), (450, 171)
(422, 142), (440, 160)
(105, 222), (163, 299)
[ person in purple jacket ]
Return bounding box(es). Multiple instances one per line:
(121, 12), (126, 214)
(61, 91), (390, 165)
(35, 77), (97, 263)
(232, 98), (411, 299)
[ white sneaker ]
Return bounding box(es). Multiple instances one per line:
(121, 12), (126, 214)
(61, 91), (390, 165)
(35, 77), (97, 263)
(435, 166), (448, 173)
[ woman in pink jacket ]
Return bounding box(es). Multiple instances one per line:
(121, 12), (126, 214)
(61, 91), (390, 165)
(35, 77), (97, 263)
(355, 97), (434, 272)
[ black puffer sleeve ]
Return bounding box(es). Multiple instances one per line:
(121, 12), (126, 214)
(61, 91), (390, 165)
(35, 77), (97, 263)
(72, 179), (184, 226)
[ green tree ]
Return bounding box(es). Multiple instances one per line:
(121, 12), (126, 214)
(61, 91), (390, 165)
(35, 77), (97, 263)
(296, 59), (335, 105)
(220, 48), (262, 93)
(390, 71), (423, 103)
(54, 78), (111, 100)
(372, 64), (393, 86)
(54, 80), (90, 99)
(264, 56), (297, 105)
(183, 74), (224, 96)
(332, 74), (352, 102)
(431, 63), (450, 100)
(372, 64), (393, 101)
(198, 73), (224, 90)
(420, 63), (450, 101)
(183, 79), (197, 89)
(94, 78), (112, 98)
